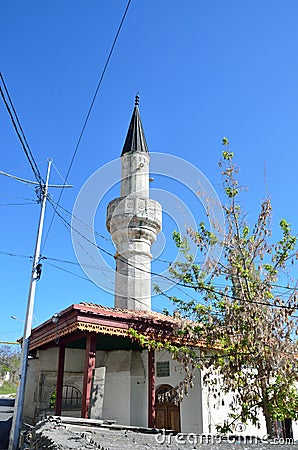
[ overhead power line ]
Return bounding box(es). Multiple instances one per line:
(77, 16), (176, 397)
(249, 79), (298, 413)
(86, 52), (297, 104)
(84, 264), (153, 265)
(0, 194), (37, 201)
(0, 202), (36, 206)
(0, 250), (32, 259)
(0, 73), (44, 187)
(51, 199), (112, 242)
(42, 0), (132, 250)
(46, 198), (214, 307)
(45, 197), (298, 313)
(43, 260), (164, 313)
(62, 0), (132, 187)
(1, 239), (298, 314)
(45, 198), (208, 264)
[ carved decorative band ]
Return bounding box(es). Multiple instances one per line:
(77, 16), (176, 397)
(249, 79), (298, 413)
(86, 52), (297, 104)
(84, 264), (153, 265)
(77, 322), (130, 337)
(29, 322), (79, 350)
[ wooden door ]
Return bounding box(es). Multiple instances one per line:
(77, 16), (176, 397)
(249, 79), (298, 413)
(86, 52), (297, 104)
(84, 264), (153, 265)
(155, 385), (180, 432)
(155, 401), (180, 431)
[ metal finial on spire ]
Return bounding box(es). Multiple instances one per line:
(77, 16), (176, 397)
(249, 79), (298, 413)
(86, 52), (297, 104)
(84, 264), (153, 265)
(135, 93), (140, 106)
(121, 94), (148, 156)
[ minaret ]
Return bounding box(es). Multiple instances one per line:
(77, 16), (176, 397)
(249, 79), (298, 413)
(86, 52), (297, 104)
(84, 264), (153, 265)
(106, 96), (162, 310)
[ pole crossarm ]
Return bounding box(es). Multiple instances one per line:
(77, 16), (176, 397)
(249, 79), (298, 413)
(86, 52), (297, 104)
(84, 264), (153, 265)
(0, 169), (72, 188)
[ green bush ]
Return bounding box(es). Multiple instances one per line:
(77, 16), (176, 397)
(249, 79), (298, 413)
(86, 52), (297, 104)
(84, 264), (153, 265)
(0, 381), (17, 395)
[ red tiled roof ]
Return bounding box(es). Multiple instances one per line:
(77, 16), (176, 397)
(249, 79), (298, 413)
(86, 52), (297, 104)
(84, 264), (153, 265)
(78, 302), (179, 324)
(28, 302), (181, 351)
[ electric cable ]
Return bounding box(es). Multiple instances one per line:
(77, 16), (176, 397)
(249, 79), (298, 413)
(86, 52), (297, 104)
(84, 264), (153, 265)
(42, 0), (132, 251)
(0, 250), (32, 259)
(0, 250), (113, 272)
(50, 199), (112, 242)
(47, 197), (208, 261)
(1, 241), (298, 310)
(1, 241), (298, 316)
(46, 197), (298, 312)
(0, 330), (22, 336)
(44, 260), (164, 313)
(0, 202), (37, 206)
(0, 73), (44, 187)
(47, 197), (205, 305)
(0, 194), (37, 202)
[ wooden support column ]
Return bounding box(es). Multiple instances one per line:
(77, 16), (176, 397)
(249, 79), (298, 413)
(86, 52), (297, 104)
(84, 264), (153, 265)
(55, 344), (65, 416)
(148, 348), (156, 428)
(81, 332), (97, 418)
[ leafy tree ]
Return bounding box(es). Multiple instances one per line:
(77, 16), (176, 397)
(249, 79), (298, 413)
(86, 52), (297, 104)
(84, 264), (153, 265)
(0, 345), (21, 384)
(153, 140), (298, 438)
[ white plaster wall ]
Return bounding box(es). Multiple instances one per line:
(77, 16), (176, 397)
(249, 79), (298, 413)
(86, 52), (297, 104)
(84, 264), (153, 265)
(97, 350), (147, 427)
(90, 367), (106, 419)
(36, 347), (58, 370)
(23, 347), (87, 423)
(130, 351), (147, 426)
(25, 348), (146, 426)
(100, 350), (131, 425)
(141, 350), (203, 433)
(24, 348), (60, 423)
(180, 372), (203, 434)
(65, 347), (85, 372)
(201, 368), (266, 438)
(24, 345), (298, 440)
(34, 347), (85, 375)
(102, 372), (130, 424)
(293, 421), (298, 440)
(201, 375), (298, 441)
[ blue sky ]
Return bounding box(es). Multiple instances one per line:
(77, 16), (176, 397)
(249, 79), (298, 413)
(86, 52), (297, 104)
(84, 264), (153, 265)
(1, 1), (298, 343)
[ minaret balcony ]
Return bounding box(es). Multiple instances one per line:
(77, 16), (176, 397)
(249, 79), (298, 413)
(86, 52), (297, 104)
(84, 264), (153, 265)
(106, 196), (162, 236)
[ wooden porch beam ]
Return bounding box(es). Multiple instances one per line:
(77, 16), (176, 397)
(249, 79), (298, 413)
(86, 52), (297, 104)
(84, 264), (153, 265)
(55, 343), (65, 416)
(148, 348), (156, 428)
(81, 332), (97, 418)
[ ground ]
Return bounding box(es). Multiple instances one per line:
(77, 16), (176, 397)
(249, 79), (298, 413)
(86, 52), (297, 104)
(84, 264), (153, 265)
(28, 417), (298, 450)
(0, 396), (14, 450)
(1, 410), (297, 449)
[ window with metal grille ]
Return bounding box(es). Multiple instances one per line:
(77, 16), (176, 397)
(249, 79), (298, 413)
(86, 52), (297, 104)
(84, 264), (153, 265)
(49, 385), (82, 410)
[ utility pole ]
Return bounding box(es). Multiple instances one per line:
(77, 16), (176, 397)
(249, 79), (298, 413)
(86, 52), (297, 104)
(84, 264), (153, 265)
(9, 159), (52, 450)
(4, 159), (72, 450)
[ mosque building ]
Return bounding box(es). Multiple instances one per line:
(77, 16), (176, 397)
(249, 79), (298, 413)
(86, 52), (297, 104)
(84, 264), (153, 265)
(22, 98), (297, 440)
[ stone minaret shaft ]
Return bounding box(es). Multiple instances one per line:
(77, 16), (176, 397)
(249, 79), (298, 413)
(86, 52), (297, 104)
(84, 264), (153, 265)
(106, 96), (162, 310)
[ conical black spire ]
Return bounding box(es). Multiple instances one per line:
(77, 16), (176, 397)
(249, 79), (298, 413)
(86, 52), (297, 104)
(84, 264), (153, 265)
(121, 95), (149, 156)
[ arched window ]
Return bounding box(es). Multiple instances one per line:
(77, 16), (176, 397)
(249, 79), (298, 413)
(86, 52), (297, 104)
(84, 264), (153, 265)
(156, 384), (179, 404)
(49, 385), (82, 410)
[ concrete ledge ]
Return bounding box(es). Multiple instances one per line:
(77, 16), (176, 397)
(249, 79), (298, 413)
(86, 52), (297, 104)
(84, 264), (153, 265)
(40, 415), (161, 434)
(26, 418), (297, 450)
